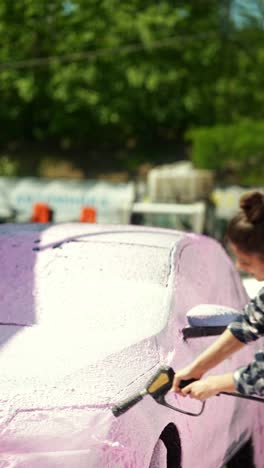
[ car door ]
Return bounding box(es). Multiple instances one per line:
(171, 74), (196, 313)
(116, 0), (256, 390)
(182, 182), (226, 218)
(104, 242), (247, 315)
(166, 234), (258, 467)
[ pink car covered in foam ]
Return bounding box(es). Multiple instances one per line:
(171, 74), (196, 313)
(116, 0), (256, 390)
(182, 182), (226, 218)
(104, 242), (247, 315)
(0, 223), (263, 467)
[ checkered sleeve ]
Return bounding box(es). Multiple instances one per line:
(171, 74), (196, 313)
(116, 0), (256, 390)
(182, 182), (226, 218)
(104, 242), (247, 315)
(233, 351), (264, 396)
(227, 286), (264, 343)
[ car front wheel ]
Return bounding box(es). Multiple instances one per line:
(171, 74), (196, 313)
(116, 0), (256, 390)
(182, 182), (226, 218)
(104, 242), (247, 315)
(149, 423), (182, 468)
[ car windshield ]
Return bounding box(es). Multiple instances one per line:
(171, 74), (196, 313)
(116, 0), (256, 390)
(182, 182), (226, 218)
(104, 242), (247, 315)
(38, 241), (171, 334)
(1, 237), (172, 355)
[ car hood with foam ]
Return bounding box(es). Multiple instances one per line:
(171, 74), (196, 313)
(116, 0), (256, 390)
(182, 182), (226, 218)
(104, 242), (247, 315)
(0, 223), (184, 456)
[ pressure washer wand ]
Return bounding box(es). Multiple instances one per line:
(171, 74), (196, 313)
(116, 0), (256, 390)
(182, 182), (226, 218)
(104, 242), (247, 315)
(220, 391), (264, 403)
(112, 366), (174, 417)
(112, 389), (148, 417)
(112, 366), (204, 418)
(112, 366), (264, 418)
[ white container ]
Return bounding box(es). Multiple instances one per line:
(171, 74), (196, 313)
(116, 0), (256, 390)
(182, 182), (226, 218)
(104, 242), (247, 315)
(147, 162), (214, 203)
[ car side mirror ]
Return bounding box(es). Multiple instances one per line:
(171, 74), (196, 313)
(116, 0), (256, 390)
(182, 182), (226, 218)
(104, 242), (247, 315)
(183, 304), (242, 340)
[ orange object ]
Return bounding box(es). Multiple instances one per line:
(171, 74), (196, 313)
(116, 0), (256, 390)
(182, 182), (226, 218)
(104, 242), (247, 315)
(80, 206), (96, 223)
(31, 203), (53, 223)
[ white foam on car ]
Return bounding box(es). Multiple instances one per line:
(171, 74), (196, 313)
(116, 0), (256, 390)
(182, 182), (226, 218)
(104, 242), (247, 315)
(187, 304), (242, 327)
(0, 223), (183, 405)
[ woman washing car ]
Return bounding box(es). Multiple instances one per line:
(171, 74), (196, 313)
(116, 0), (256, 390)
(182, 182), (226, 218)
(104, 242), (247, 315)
(172, 190), (264, 399)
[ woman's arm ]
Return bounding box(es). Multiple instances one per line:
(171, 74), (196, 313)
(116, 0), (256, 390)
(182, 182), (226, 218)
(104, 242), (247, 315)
(228, 287), (264, 343)
(172, 287), (264, 395)
(172, 329), (245, 392)
(174, 351), (264, 400)
(233, 350), (264, 396)
(181, 373), (236, 400)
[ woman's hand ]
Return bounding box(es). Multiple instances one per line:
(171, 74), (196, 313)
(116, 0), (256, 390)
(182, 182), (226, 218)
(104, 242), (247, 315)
(171, 329), (243, 396)
(180, 374), (236, 401)
(171, 366), (204, 394)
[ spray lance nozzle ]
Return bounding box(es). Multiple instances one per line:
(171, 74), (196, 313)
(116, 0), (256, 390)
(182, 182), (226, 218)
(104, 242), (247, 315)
(112, 366), (204, 418)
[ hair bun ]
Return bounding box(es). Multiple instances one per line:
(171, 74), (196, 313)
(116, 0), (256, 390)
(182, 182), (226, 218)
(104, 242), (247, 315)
(240, 191), (264, 223)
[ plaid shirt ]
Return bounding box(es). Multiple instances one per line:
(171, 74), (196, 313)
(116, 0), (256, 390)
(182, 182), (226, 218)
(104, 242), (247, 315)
(228, 286), (264, 396)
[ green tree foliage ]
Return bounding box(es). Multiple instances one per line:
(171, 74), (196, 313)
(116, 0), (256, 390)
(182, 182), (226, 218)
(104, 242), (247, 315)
(0, 1), (264, 174)
(187, 120), (264, 185)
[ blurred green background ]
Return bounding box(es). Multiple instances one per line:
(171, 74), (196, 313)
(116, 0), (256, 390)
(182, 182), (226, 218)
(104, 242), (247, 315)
(0, 0), (263, 184)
